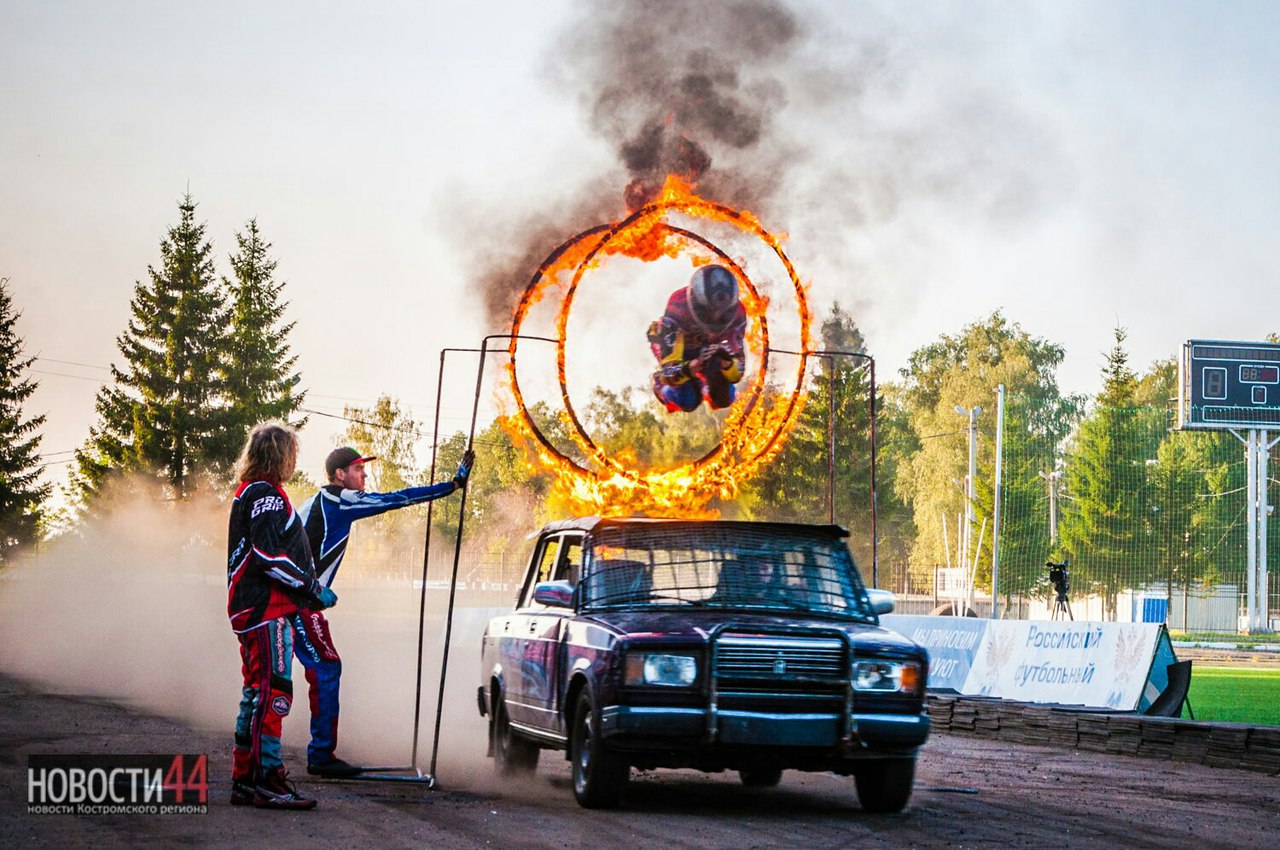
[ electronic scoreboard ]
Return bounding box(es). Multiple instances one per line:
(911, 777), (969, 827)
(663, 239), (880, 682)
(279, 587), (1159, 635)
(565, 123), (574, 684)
(1180, 339), (1280, 429)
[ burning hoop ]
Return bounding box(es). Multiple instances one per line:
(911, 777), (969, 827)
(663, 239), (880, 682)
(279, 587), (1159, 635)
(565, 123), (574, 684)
(505, 176), (811, 517)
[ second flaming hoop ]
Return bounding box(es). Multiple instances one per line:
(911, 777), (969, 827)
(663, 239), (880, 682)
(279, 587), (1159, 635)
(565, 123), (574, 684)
(505, 176), (812, 518)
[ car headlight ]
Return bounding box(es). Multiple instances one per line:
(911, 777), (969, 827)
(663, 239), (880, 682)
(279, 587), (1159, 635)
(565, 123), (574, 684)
(625, 653), (698, 687)
(852, 660), (921, 694)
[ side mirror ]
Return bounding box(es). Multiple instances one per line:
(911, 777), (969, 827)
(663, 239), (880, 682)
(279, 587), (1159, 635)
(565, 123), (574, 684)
(533, 580), (575, 609)
(867, 588), (895, 616)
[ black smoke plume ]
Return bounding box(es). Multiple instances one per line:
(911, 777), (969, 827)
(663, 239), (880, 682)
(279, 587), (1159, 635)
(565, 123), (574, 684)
(475, 0), (805, 329)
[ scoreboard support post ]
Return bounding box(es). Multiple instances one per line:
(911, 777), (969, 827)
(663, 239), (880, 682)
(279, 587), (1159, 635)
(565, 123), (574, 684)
(1231, 428), (1280, 633)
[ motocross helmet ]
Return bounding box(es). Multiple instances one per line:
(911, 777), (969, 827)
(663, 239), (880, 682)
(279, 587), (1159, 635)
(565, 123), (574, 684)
(687, 264), (740, 330)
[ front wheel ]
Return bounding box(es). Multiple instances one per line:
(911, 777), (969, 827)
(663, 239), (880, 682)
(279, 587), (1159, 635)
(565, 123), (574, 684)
(853, 758), (916, 813)
(570, 690), (629, 808)
(491, 692), (539, 775)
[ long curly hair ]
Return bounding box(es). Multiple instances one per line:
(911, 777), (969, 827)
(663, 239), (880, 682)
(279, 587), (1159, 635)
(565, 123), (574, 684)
(234, 421), (298, 484)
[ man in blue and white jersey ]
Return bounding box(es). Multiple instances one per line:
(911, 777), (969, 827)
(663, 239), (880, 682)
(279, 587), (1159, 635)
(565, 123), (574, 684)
(294, 445), (475, 777)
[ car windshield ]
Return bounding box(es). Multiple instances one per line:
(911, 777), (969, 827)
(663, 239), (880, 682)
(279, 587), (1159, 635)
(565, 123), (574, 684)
(582, 523), (874, 622)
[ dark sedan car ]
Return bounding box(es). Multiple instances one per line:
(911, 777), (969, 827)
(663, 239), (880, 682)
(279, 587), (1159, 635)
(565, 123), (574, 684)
(478, 518), (930, 810)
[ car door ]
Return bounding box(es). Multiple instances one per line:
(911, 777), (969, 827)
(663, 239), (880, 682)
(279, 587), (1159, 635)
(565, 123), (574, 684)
(524, 533), (583, 732)
(503, 535), (562, 728)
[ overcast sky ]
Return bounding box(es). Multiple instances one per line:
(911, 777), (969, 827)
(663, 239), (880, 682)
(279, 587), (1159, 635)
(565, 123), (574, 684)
(3, 0), (1279, 492)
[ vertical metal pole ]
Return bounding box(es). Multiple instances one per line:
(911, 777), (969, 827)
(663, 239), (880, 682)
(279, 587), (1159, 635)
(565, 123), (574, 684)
(1246, 430), (1257, 633)
(428, 341), (491, 779)
(1050, 473), (1058, 544)
(1259, 430), (1270, 631)
(776, 348), (875, 584)
(991, 385), (1005, 619)
(410, 347), (481, 772)
(869, 359), (878, 588)
(827, 357), (836, 525)
(421, 332), (559, 780)
(1265, 433), (1280, 631)
(959, 407), (979, 591)
(409, 350), (449, 770)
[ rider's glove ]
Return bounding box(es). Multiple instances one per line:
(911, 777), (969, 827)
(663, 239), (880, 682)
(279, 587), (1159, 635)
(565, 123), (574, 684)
(453, 448), (476, 489)
(314, 586), (338, 610)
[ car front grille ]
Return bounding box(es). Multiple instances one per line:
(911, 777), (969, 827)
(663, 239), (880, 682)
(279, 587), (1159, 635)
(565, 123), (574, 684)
(715, 633), (847, 682)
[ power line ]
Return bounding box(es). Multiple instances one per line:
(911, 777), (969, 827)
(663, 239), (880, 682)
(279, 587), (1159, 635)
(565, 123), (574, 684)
(918, 428), (967, 440)
(34, 356), (111, 372)
(30, 369), (109, 384)
(300, 407), (507, 449)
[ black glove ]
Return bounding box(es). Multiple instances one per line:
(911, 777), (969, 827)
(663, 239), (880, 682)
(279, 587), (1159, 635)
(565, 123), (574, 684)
(453, 448), (476, 488)
(314, 586), (338, 610)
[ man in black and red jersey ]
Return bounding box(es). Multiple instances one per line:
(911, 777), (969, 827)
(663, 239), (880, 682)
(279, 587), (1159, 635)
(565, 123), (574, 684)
(226, 421), (335, 810)
(647, 263), (747, 412)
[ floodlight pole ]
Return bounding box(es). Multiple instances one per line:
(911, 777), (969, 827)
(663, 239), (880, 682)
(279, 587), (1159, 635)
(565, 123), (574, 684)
(954, 404), (982, 602)
(990, 385), (1004, 618)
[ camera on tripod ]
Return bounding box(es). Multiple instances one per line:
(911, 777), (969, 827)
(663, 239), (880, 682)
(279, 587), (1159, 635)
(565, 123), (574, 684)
(1047, 560), (1070, 601)
(1046, 560), (1073, 620)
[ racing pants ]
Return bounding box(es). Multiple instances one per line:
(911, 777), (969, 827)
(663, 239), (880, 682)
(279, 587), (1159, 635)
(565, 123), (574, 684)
(655, 367), (737, 412)
(291, 609), (343, 765)
(233, 617), (294, 783)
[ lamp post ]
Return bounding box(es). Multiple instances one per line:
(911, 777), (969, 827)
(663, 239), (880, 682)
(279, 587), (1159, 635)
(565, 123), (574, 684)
(954, 405), (981, 565)
(1038, 470), (1062, 544)
(955, 404), (981, 609)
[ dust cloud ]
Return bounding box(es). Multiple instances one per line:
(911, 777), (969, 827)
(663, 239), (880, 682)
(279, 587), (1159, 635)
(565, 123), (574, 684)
(0, 488), (517, 784)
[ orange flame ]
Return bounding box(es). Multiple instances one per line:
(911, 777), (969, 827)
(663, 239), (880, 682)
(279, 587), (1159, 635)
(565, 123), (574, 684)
(504, 175), (811, 519)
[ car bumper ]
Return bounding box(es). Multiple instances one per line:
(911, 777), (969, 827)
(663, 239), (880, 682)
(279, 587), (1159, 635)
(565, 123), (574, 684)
(599, 705), (930, 749)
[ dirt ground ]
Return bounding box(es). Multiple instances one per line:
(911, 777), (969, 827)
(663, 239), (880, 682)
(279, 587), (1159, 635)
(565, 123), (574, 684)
(2, 672), (1277, 849)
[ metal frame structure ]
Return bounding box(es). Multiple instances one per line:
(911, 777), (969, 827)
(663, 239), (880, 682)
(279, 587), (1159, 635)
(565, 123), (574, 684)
(769, 348), (877, 585)
(360, 336), (878, 786)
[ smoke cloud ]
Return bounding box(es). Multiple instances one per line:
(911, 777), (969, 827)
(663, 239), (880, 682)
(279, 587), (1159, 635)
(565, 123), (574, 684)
(475, 0), (807, 329)
(472, 0), (1060, 337)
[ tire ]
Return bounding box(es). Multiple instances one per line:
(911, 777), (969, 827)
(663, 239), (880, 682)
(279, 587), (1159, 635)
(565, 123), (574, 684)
(739, 767), (783, 788)
(570, 689), (629, 808)
(491, 691), (539, 776)
(853, 758), (916, 814)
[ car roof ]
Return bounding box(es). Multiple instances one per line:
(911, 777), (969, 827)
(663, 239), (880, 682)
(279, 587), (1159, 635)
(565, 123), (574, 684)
(536, 516), (850, 539)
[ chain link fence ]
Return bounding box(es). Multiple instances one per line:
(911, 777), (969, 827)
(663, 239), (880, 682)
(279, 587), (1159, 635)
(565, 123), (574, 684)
(881, 394), (1280, 632)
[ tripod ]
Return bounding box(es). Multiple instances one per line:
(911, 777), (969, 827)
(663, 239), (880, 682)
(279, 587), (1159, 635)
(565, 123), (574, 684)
(1047, 560), (1072, 621)
(1051, 591), (1073, 621)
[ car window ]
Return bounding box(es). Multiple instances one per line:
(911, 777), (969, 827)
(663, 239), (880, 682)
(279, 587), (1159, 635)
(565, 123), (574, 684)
(556, 537), (583, 584)
(583, 524), (873, 621)
(520, 536), (561, 609)
(521, 534), (584, 609)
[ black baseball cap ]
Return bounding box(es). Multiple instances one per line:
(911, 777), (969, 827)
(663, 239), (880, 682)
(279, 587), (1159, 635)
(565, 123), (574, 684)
(325, 446), (377, 478)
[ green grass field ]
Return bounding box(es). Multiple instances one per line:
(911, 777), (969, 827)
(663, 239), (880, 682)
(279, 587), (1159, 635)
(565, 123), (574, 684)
(1187, 666), (1280, 726)
(1171, 631), (1280, 647)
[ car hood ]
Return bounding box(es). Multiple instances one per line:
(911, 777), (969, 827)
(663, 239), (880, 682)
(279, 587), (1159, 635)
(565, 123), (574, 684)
(582, 608), (923, 657)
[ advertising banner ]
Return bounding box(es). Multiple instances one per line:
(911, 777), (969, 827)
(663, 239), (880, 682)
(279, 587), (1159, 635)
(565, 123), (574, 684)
(882, 616), (1166, 710)
(964, 621), (1160, 710)
(881, 614), (986, 691)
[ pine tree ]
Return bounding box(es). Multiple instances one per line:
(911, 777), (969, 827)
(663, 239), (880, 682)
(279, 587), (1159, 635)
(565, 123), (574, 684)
(741, 304), (914, 573)
(1058, 326), (1162, 617)
(74, 195), (231, 502)
(0, 279), (50, 562)
(218, 219), (304, 465)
